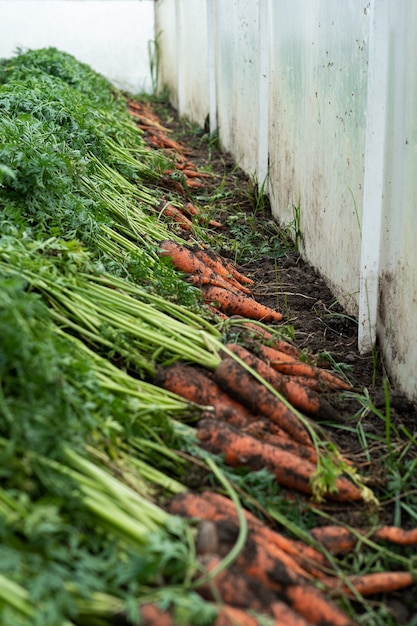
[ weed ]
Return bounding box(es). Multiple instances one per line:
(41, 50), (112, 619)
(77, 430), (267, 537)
(147, 30), (162, 95)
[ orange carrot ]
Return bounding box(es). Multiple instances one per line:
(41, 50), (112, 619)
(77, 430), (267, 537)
(214, 357), (312, 447)
(197, 419), (363, 502)
(270, 600), (316, 625)
(182, 168), (212, 178)
(200, 492), (328, 574)
(156, 362), (261, 429)
(187, 271), (249, 295)
(214, 605), (263, 626)
(190, 250), (252, 293)
(203, 285), (283, 323)
(224, 344), (322, 415)
(180, 203), (224, 229)
(257, 344), (352, 391)
(323, 571), (415, 597)
(310, 524), (417, 554)
(159, 239), (215, 275)
(194, 248), (254, 286)
(196, 554), (275, 613)
(281, 582), (357, 626)
(157, 204), (193, 230)
(139, 603), (175, 626)
(235, 321), (301, 356)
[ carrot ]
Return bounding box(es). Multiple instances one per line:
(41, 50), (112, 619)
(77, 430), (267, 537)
(194, 248), (254, 286)
(235, 320), (301, 354)
(214, 357), (312, 447)
(197, 419), (363, 502)
(182, 168), (212, 178)
(219, 521), (314, 583)
(257, 344), (352, 391)
(157, 204), (193, 230)
(310, 524), (417, 554)
(203, 285), (283, 323)
(139, 603), (175, 626)
(181, 204), (224, 229)
(156, 362), (261, 429)
(187, 271), (250, 295)
(191, 249), (252, 293)
(159, 239), (214, 275)
(270, 600), (316, 625)
(214, 605), (263, 626)
(196, 553), (276, 613)
(281, 582), (357, 626)
(224, 344), (321, 414)
(200, 492), (328, 575)
(323, 571), (415, 597)
(158, 241), (247, 292)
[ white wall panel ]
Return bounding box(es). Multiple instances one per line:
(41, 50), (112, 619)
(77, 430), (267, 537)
(0, 0), (154, 93)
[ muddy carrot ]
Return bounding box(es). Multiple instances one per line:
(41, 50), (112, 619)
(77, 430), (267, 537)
(159, 240), (214, 275)
(196, 554), (274, 613)
(187, 271), (249, 295)
(213, 519), (310, 588)
(214, 605), (263, 626)
(311, 524), (417, 553)
(201, 492), (328, 573)
(236, 321), (302, 356)
(157, 204), (194, 230)
(257, 344), (352, 391)
(197, 419), (363, 502)
(224, 343), (324, 416)
(270, 600), (316, 625)
(139, 603), (175, 626)
(182, 168), (212, 178)
(281, 582), (357, 626)
(156, 362), (261, 428)
(203, 286), (282, 322)
(191, 248), (252, 293)
(323, 571), (415, 597)
(193, 248), (254, 286)
(214, 357), (312, 447)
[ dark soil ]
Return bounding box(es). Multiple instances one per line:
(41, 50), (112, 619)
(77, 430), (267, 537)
(145, 98), (417, 623)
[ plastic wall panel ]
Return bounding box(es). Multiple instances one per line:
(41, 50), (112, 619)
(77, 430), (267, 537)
(0, 0), (154, 93)
(267, 0), (369, 315)
(215, 0), (260, 174)
(377, 1), (417, 400)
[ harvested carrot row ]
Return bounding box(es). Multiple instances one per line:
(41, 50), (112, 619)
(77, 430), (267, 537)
(182, 168), (212, 178)
(203, 285), (283, 323)
(257, 344), (352, 391)
(322, 571), (415, 598)
(214, 357), (312, 447)
(156, 362), (261, 429)
(197, 419), (363, 502)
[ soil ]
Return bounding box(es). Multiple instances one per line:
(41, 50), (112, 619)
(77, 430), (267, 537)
(144, 99), (417, 623)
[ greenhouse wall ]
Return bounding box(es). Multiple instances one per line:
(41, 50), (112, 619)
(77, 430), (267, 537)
(0, 0), (155, 93)
(155, 0), (417, 402)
